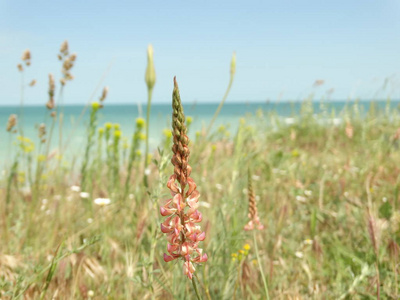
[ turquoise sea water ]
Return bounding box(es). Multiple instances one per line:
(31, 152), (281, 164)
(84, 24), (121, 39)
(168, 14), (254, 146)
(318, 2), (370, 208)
(0, 100), (399, 160)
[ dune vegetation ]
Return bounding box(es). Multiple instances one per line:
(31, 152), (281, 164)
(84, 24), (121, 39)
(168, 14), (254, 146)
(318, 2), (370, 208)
(1, 42), (400, 299)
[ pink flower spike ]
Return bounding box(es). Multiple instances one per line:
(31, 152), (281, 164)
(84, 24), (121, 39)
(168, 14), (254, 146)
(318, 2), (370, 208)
(159, 79), (207, 280)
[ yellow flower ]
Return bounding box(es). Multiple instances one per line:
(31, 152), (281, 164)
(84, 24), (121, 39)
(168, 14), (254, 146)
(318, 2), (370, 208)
(114, 123), (120, 130)
(136, 150), (142, 156)
(98, 128), (104, 134)
(163, 129), (172, 138)
(244, 244), (251, 251)
(139, 133), (146, 140)
(186, 116), (193, 125)
(37, 154), (46, 162)
(136, 118), (145, 128)
(105, 122), (113, 130)
(114, 130), (122, 138)
(291, 149), (299, 157)
(91, 102), (100, 110)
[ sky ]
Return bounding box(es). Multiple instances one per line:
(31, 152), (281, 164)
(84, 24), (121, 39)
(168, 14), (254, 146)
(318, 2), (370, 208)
(0, 0), (400, 105)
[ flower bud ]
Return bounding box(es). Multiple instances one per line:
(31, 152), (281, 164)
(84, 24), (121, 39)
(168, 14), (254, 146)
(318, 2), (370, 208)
(230, 51), (236, 76)
(145, 44), (156, 90)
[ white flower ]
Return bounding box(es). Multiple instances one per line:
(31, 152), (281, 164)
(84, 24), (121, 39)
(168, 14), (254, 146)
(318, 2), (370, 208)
(144, 168), (151, 176)
(200, 201), (211, 208)
(87, 218), (93, 224)
(252, 175), (260, 181)
(332, 118), (342, 126)
(296, 195), (307, 202)
(304, 190), (312, 197)
(382, 197), (387, 203)
(215, 184), (223, 190)
(295, 251), (304, 258)
(129, 194), (134, 200)
(94, 198), (111, 206)
(255, 195), (260, 201)
(70, 185), (81, 192)
(80, 192), (90, 199)
(285, 117), (295, 125)
(42, 198), (48, 204)
(303, 239), (313, 245)
(88, 290), (94, 298)
(54, 195), (62, 201)
(344, 191), (349, 197)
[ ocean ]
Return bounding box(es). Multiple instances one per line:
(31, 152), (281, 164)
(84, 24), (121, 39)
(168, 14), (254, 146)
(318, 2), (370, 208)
(0, 100), (398, 160)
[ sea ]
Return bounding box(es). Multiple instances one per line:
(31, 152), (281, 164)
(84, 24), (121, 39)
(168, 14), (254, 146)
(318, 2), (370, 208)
(0, 100), (398, 161)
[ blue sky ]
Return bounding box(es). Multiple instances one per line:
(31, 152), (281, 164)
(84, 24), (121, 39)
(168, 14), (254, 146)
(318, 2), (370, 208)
(0, 0), (399, 105)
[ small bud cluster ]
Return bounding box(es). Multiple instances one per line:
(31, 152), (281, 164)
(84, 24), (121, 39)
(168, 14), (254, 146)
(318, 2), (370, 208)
(6, 114), (17, 132)
(244, 170), (264, 231)
(58, 40), (77, 85)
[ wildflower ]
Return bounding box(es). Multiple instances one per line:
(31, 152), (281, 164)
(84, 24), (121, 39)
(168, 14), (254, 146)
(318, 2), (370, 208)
(160, 77), (207, 280)
(244, 169), (264, 231)
(94, 198), (111, 206)
(80, 192), (90, 199)
(345, 121), (353, 139)
(304, 190), (312, 197)
(230, 51), (236, 76)
(304, 239), (313, 245)
(6, 114), (17, 132)
(296, 195), (307, 202)
(244, 244), (251, 250)
(105, 122), (113, 130)
(99, 86), (109, 102)
(46, 73), (55, 110)
(21, 49), (31, 65)
(88, 290), (94, 298)
(145, 44), (156, 90)
(186, 116), (193, 125)
(91, 102), (101, 111)
(87, 218), (93, 224)
(295, 251), (304, 258)
(71, 185), (81, 192)
(163, 129), (172, 138)
(60, 40), (69, 55)
(114, 130), (122, 138)
(144, 168), (151, 176)
(136, 118), (145, 128)
(215, 183), (222, 190)
(313, 79), (324, 87)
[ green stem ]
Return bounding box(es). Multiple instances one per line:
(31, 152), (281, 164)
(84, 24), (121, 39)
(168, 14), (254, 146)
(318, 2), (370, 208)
(144, 88), (153, 187)
(192, 275), (202, 300)
(253, 230), (270, 300)
(206, 75), (234, 135)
